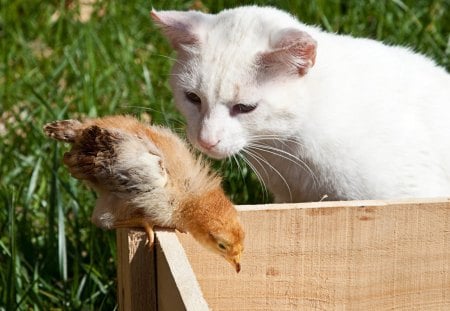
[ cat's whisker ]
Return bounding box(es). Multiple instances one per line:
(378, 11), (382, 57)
(246, 145), (298, 186)
(250, 136), (307, 155)
(249, 141), (311, 170)
(239, 150), (269, 200)
(241, 148), (270, 182)
(247, 135), (319, 192)
(245, 149), (292, 202)
(121, 105), (159, 112)
(167, 73), (185, 77)
(153, 53), (189, 67)
(251, 137), (297, 155)
(164, 117), (186, 128)
(243, 148), (293, 202)
(231, 154), (246, 184)
(250, 135), (306, 148)
(247, 142), (319, 192)
(172, 127), (187, 135)
(120, 105), (187, 129)
(153, 53), (178, 62)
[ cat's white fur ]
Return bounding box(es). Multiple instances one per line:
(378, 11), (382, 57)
(152, 6), (450, 202)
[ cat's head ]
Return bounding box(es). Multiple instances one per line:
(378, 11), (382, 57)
(152, 6), (317, 159)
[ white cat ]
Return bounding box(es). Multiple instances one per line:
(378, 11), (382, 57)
(152, 6), (450, 202)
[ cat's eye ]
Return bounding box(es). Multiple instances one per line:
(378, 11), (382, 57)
(232, 103), (257, 115)
(185, 92), (202, 106)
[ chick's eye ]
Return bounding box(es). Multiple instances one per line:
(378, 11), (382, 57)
(232, 103), (257, 115)
(185, 92), (201, 106)
(218, 242), (227, 250)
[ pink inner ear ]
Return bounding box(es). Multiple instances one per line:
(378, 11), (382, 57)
(150, 9), (199, 48)
(260, 28), (317, 76)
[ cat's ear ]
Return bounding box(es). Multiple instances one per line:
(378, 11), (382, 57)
(259, 28), (317, 76)
(151, 9), (206, 50)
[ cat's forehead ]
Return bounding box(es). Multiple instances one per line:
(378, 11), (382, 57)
(182, 14), (267, 101)
(203, 10), (271, 53)
(175, 42), (257, 103)
(197, 56), (255, 104)
(172, 6), (300, 102)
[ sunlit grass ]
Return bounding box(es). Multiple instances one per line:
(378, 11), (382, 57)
(0, 0), (448, 309)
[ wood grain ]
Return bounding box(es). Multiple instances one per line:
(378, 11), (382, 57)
(175, 199), (450, 310)
(117, 228), (209, 311)
(117, 229), (156, 311)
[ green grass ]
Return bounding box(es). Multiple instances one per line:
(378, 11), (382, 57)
(1, 0), (449, 309)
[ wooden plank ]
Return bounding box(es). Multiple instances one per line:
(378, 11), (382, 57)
(176, 199), (450, 310)
(116, 229), (156, 311)
(155, 230), (209, 311)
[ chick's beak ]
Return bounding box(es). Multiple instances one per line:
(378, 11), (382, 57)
(234, 261), (241, 273)
(227, 254), (241, 273)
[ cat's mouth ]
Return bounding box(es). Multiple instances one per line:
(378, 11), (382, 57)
(190, 133), (245, 160)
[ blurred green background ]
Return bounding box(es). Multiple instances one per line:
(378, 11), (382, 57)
(1, 0), (449, 309)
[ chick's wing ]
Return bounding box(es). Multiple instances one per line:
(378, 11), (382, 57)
(45, 120), (167, 198)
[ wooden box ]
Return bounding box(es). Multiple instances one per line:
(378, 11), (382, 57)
(117, 199), (450, 310)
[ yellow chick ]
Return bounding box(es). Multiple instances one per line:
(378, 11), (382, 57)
(43, 115), (244, 272)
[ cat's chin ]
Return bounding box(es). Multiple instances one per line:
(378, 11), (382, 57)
(202, 149), (232, 160)
(199, 147), (240, 160)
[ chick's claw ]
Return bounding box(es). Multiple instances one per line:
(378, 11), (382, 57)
(112, 219), (155, 248)
(142, 222), (155, 247)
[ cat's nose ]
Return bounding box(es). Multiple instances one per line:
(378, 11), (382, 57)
(198, 138), (220, 150)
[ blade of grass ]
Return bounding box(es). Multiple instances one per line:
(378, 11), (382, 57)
(58, 184), (68, 282)
(26, 157), (42, 204)
(5, 187), (17, 310)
